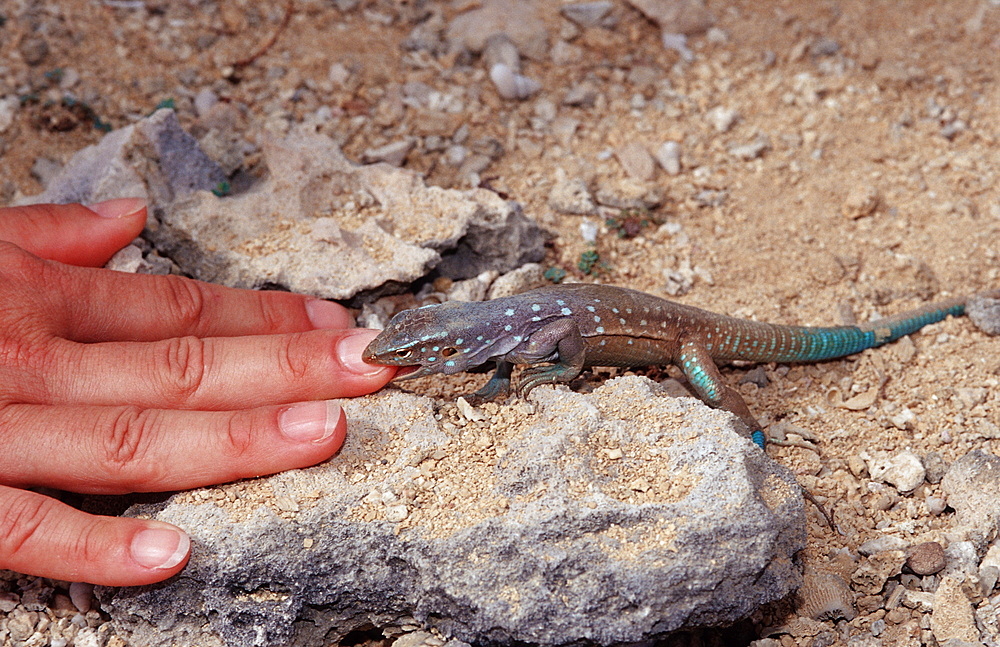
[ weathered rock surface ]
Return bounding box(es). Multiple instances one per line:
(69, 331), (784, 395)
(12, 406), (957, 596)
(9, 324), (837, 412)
(97, 377), (806, 647)
(147, 129), (545, 300)
(624, 0), (714, 35)
(17, 108), (225, 207)
(20, 111), (546, 301)
(941, 450), (1000, 547)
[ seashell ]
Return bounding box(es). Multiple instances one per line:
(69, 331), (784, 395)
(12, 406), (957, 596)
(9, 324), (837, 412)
(490, 63), (541, 101)
(796, 568), (856, 621)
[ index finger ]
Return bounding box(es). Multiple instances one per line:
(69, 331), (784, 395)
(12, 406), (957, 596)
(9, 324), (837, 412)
(5, 245), (354, 341)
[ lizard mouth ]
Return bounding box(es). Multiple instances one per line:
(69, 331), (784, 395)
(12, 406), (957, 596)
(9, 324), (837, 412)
(391, 365), (434, 381)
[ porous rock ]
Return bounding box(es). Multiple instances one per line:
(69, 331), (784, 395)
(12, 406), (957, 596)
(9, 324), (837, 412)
(967, 293), (1000, 335)
(446, 0), (551, 60)
(17, 108), (226, 207)
(930, 577), (980, 644)
(624, 0), (714, 35)
(941, 450), (1000, 545)
(98, 376), (806, 647)
(861, 449), (926, 493)
(21, 113), (546, 301)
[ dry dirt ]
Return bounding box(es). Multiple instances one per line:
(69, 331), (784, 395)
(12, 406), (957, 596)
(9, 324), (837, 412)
(2, 0), (999, 646)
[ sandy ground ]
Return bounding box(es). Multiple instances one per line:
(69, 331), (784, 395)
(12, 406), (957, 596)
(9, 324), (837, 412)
(1, 0), (999, 645)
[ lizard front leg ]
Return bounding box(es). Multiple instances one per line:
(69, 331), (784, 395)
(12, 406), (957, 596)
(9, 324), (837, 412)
(508, 318), (586, 397)
(467, 360), (514, 404)
(677, 337), (766, 450)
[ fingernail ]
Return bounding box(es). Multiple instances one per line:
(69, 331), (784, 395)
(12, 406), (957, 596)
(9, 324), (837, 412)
(305, 298), (354, 330)
(337, 329), (387, 375)
(279, 400), (341, 442)
(131, 525), (190, 570)
(86, 197), (147, 219)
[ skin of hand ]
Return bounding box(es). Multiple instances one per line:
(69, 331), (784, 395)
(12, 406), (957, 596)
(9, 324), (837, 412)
(0, 198), (397, 586)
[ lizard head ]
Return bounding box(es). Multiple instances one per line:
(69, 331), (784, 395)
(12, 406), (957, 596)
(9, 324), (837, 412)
(362, 301), (497, 379)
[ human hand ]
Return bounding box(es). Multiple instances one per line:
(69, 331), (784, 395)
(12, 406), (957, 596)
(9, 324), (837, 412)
(0, 199), (397, 586)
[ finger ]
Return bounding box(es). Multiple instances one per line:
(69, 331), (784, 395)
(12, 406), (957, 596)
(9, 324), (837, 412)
(13, 250), (355, 341)
(0, 486), (189, 586)
(0, 199), (147, 267)
(33, 329), (394, 409)
(0, 399), (347, 494)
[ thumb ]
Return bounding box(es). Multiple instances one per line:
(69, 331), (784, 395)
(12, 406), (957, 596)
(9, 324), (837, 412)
(0, 198), (147, 267)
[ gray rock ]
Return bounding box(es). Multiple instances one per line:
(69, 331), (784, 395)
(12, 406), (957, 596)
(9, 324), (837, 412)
(17, 109), (226, 207)
(941, 450), (1000, 546)
(548, 176), (596, 215)
(98, 377), (805, 647)
(482, 34), (522, 74)
(361, 138), (415, 166)
(562, 82), (600, 107)
(625, 0), (714, 35)
(967, 294), (1000, 335)
(728, 134), (771, 161)
(857, 536), (908, 556)
(560, 2), (613, 28)
(866, 449), (926, 493)
(615, 141), (656, 181)
(446, 0), (551, 61)
(22, 113), (545, 301)
(655, 141), (682, 175)
(486, 263), (547, 299)
(594, 177), (663, 210)
(489, 63), (542, 101)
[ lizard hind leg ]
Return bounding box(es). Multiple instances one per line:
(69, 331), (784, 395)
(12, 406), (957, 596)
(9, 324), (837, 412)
(678, 339), (767, 449)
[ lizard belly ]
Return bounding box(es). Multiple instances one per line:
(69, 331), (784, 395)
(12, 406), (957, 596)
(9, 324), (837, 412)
(582, 335), (678, 368)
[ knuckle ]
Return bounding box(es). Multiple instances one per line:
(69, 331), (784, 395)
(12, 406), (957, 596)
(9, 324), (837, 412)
(97, 407), (169, 490)
(223, 411), (255, 458)
(0, 491), (58, 558)
(275, 333), (312, 381)
(160, 275), (207, 332)
(254, 293), (289, 334)
(0, 336), (56, 401)
(154, 336), (208, 405)
(101, 406), (157, 469)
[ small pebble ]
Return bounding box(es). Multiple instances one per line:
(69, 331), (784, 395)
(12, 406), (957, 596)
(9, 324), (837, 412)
(0, 591), (19, 612)
(20, 36), (50, 65)
(866, 449), (926, 493)
(925, 496), (947, 516)
(906, 542), (946, 576)
(842, 184), (880, 219)
(966, 294), (1000, 335)
(560, 1), (613, 28)
(654, 141), (681, 175)
(489, 63), (541, 101)
(362, 139), (414, 166)
(549, 176), (596, 215)
(810, 38), (840, 57)
(579, 220), (599, 244)
(562, 82), (599, 107)
(728, 135), (770, 160)
(923, 451), (948, 484)
(661, 32), (693, 62)
(193, 88), (219, 117)
(615, 141), (655, 181)
(858, 535), (908, 556)
(707, 106), (739, 133)
(483, 34), (521, 73)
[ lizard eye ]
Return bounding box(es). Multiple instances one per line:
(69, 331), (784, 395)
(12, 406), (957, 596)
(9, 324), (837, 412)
(441, 347), (459, 357)
(394, 349), (412, 359)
